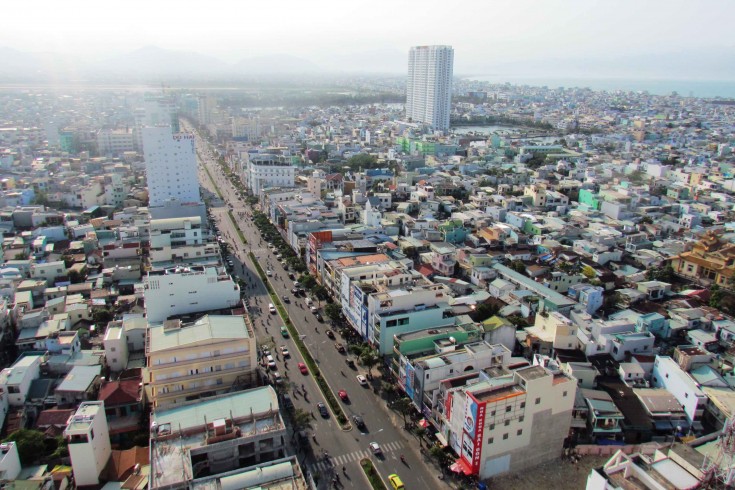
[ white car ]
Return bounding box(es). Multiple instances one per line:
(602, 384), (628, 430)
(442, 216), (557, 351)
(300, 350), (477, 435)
(310, 306), (318, 314)
(280, 346), (290, 357)
(369, 442), (382, 455)
(293, 281), (300, 287)
(267, 270), (273, 277)
(356, 375), (368, 387)
(269, 303), (276, 314)
(266, 355), (277, 370)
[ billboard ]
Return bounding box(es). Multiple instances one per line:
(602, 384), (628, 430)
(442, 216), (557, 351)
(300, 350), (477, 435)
(405, 363), (415, 399)
(461, 393), (486, 474)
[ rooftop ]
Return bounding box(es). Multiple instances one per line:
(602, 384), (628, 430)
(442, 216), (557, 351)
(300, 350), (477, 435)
(148, 315), (250, 353)
(65, 402), (103, 433)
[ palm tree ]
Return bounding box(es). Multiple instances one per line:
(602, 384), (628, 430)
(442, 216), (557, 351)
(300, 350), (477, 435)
(359, 347), (380, 379)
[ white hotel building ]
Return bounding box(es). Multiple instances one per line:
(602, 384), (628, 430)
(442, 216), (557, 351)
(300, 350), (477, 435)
(142, 126), (201, 208)
(244, 153), (295, 195)
(406, 45), (454, 132)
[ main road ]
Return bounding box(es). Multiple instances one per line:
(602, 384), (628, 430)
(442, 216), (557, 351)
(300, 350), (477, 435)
(185, 121), (449, 490)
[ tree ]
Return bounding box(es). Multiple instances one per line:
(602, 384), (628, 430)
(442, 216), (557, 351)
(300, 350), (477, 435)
(325, 303), (342, 324)
(359, 349), (380, 378)
(414, 426), (427, 447)
(470, 302), (499, 323)
(393, 397), (413, 425)
(509, 260), (526, 275)
(646, 264), (675, 283)
(298, 274), (317, 290)
(3, 429), (46, 465)
(291, 408), (312, 433)
(582, 265), (597, 280)
(346, 153), (378, 171)
(312, 285), (329, 302)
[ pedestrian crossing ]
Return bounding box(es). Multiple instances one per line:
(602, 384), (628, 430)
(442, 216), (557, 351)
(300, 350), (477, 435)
(308, 441), (404, 472)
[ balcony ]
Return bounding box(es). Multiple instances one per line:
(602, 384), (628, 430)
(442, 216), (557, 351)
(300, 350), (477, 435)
(150, 347), (250, 369)
(151, 362), (253, 385)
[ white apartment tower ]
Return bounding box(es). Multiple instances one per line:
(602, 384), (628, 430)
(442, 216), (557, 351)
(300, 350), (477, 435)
(65, 402), (112, 486)
(143, 126), (201, 208)
(406, 45), (454, 132)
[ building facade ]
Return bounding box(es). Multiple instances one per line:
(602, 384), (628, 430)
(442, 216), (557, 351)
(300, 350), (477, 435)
(65, 401), (112, 487)
(244, 154), (295, 195)
(146, 315), (257, 408)
(406, 45), (454, 132)
(142, 126), (200, 207)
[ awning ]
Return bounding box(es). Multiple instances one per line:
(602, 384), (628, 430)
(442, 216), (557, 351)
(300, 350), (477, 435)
(435, 432), (448, 447)
(419, 419), (430, 429)
(451, 459), (473, 475)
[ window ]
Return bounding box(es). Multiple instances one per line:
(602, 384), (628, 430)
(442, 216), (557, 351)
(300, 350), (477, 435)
(517, 429), (523, 436)
(504, 420), (510, 426)
(490, 410), (495, 417)
(489, 423), (495, 430)
(506, 406), (512, 413)
(563, 391), (568, 397)
(110, 347), (116, 352)
(520, 402), (525, 409)
(503, 433), (509, 440)
(535, 397), (541, 405)
(487, 437), (494, 444)
(519, 416), (524, 423)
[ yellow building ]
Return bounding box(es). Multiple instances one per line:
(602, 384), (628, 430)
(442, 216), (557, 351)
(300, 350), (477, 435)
(670, 230), (735, 288)
(146, 315), (257, 408)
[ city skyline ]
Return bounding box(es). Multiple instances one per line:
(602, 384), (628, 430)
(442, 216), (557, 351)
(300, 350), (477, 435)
(1, 0), (734, 80)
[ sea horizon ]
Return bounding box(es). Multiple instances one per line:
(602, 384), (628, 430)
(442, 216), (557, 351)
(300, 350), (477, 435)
(465, 75), (735, 99)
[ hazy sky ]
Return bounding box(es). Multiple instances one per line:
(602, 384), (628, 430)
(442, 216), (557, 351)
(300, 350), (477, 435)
(4, 0), (734, 75)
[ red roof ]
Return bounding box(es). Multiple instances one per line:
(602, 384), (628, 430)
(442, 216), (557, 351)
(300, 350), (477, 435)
(36, 409), (75, 429)
(98, 378), (142, 406)
(416, 264), (435, 277)
(105, 446), (150, 481)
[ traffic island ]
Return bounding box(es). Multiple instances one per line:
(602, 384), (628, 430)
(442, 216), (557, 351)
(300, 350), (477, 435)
(227, 210), (247, 245)
(248, 251), (351, 430)
(360, 458), (388, 490)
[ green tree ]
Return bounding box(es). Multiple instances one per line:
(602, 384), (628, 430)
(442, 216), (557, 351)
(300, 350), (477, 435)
(393, 397), (413, 425)
(582, 265), (597, 280)
(470, 302), (499, 322)
(414, 426), (427, 447)
(291, 408), (312, 433)
(3, 429), (46, 465)
(359, 349), (380, 378)
(298, 274), (317, 290)
(346, 153), (378, 171)
(509, 260), (527, 275)
(325, 303), (342, 324)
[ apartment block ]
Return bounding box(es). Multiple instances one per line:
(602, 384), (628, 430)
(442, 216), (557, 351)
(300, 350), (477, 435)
(65, 401), (112, 487)
(150, 387), (287, 490)
(244, 154), (295, 195)
(146, 315), (256, 408)
(447, 363), (575, 478)
(143, 265), (240, 323)
(651, 356), (707, 425)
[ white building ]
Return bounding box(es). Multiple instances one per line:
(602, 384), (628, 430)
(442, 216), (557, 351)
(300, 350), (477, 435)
(652, 355), (707, 425)
(0, 442), (21, 481)
(142, 126), (200, 208)
(444, 363), (575, 478)
(97, 129), (136, 156)
(149, 216), (218, 266)
(103, 321), (128, 372)
(0, 354), (43, 406)
(65, 401), (112, 487)
(143, 265), (240, 323)
(406, 45), (454, 132)
(244, 154), (295, 195)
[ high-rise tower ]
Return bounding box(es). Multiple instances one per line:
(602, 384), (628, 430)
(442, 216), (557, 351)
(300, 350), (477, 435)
(406, 45), (454, 132)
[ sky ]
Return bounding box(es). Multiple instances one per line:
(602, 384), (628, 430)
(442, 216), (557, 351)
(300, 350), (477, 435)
(4, 0), (735, 77)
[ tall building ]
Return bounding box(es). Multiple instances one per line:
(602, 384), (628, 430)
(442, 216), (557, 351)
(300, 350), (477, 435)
(406, 45), (454, 131)
(244, 153), (295, 195)
(142, 126), (201, 208)
(65, 402), (112, 487)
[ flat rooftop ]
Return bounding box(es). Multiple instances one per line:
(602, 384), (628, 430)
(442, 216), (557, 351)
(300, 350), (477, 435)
(150, 387), (283, 490)
(65, 402), (103, 433)
(148, 315), (250, 353)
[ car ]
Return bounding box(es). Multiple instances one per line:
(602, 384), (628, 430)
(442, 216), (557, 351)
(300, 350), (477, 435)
(317, 402), (329, 418)
(272, 372), (283, 385)
(388, 474), (404, 490)
(310, 306), (318, 314)
(282, 295), (290, 304)
(369, 442), (382, 456)
(293, 281), (300, 287)
(291, 287), (300, 294)
(325, 330), (335, 339)
(269, 303), (276, 314)
(262, 347), (270, 356)
(298, 362), (308, 375)
(276, 254), (283, 260)
(266, 355), (276, 370)
(288, 273), (295, 280)
(282, 394), (294, 410)
(305, 297), (313, 306)
(346, 359), (356, 369)
(338, 389), (348, 401)
(352, 415), (366, 429)
(315, 313), (324, 322)
(280, 346), (289, 357)
(356, 375), (368, 386)
(280, 326), (289, 338)
(266, 269), (273, 276)
(335, 343), (345, 353)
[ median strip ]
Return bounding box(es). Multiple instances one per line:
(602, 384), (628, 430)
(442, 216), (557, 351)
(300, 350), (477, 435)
(248, 251), (350, 429)
(227, 210), (248, 245)
(360, 458), (388, 490)
(201, 161), (223, 200)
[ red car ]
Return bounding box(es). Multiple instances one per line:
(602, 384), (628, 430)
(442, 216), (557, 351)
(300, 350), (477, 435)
(298, 362), (308, 375)
(338, 389), (349, 401)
